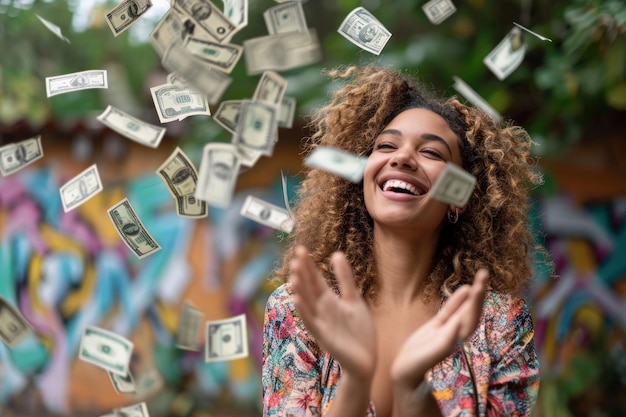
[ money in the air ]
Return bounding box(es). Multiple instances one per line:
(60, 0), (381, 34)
(150, 83), (210, 123)
(483, 27), (526, 80)
(263, 1), (308, 35)
(452, 76), (502, 122)
(429, 162), (476, 208)
(97, 105), (166, 149)
(114, 401), (150, 417)
(195, 143), (241, 208)
(205, 314), (248, 362)
(36, 14), (70, 43)
(240, 195), (293, 233)
(176, 301), (204, 351)
(107, 198), (162, 259)
(278, 96), (296, 129)
(106, 0), (153, 37)
(213, 100), (242, 133)
(79, 325), (134, 377)
(337, 7), (391, 55)
(304, 146), (368, 183)
(0, 135), (44, 176)
(421, 0), (457, 25)
(108, 370), (137, 394)
(183, 37), (243, 74)
(46, 70), (108, 97)
(253, 71), (288, 107)
(59, 164), (103, 212)
(233, 100), (278, 157)
(0, 296), (33, 348)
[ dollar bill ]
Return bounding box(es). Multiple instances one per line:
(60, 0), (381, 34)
(483, 27), (526, 80)
(429, 162), (476, 208)
(166, 72), (187, 86)
(183, 37), (243, 73)
(172, 0), (236, 43)
(106, 0), (153, 37)
(513, 22), (552, 42)
(278, 96), (296, 128)
(240, 195), (293, 233)
(253, 71), (287, 107)
(213, 100), (241, 133)
(452, 76), (502, 122)
(263, 1), (307, 35)
(97, 105), (166, 149)
(79, 326), (134, 377)
(304, 146), (367, 183)
(243, 28), (322, 75)
(108, 370), (136, 394)
(59, 164), (103, 212)
(223, 0), (248, 31)
(337, 7), (391, 55)
(135, 368), (164, 398)
(421, 0), (457, 25)
(149, 8), (188, 58)
(176, 301), (204, 351)
(108, 198), (162, 259)
(36, 14), (70, 43)
(233, 100), (278, 157)
(0, 297), (32, 348)
(114, 401), (150, 417)
(156, 147), (207, 218)
(205, 314), (248, 362)
(150, 83), (210, 123)
(195, 142), (240, 208)
(46, 70), (108, 97)
(0, 135), (44, 176)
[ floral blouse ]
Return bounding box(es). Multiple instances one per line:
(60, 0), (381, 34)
(262, 283), (540, 416)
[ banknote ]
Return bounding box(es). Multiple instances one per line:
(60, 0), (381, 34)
(176, 301), (204, 351)
(304, 146), (367, 183)
(421, 0), (457, 25)
(429, 162), (476, 208)
(166, 72), (187, 86)
(253, 71), (287, 106)
(36, 14), (70, 43)
(483, 27), (526, 80)
(106, 0), (153, 37)
(97, 105), (166, 148)
(205, 314), (248, 362)
(149, 8), (187, 58)
(46, 70), (108, 97)
(156, 147), (207, 218)
(0, 296), (33, 348)
(0, 135), (44, 176)
(213, 100), (241, 133)
(278, 96), (296, 128)
(233, 100), (278, 156)
(172, 0), (236, 43)
(513, 22), (552, 42)
(108, 370), (136, 394)
(107, 198), (162, 259)
(243, 28), (322, 75)
(263, 1), (307, 35)
(337, 7), (391, 55)
(452, 76), (501, 122)
(150, 83), (210, 123)
(183, 37), (243, 73)
(135, 368), (164, 398)
(59, 164), (103, 212)
(79, 326), (134, 377)
(223, 0), (248, 31)
(195, 142), (240, 208)
(240, 195), (293, 233)
(114, 401), (150, 417)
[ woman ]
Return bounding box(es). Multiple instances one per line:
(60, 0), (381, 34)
(262, 65), (544, 416)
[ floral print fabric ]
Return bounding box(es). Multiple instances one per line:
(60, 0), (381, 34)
(262, 283), (540, 416)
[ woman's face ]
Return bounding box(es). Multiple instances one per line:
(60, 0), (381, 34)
(363, 107), (463, 235)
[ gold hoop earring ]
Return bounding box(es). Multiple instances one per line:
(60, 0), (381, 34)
(448, 208), (459, 224)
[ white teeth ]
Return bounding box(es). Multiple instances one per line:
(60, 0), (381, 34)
(382, 179), (420, 195)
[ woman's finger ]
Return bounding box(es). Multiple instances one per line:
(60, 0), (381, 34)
(331, 251), (359, 301)
(296, 245), (328, 298)
(456, 269), (488, 339)
(435, 285), (471, 325)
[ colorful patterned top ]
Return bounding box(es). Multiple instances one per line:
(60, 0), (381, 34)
(262, 283), (540, 417)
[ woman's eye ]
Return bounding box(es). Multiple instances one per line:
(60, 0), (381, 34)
(422, 149), (442, 158)
(376, 143), (394, 150)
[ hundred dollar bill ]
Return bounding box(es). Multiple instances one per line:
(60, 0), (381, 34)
(240, 195), (293, 233)
(278, 96), (296, 128)
(115, 401), (150, 417)
(59, 164), (103, 212)
(172, 0), (236, 43)
(304, 146), (367, 183)
(263, 1), (307, 35)
(36, 14), (70, 43)
(223, 0), (248, 31)
(156, 147), (207, 218)
(176, 301), (204, 351)
(253, 71), (287, 106)
(195, 142), (240, 208)
(337, 7), (391, 55)
(430, 162), (476, 208)
(213, 100), (241, 133)
(421, 0), (457, 25)
(167, 72), (187, 86)
(483, 27), (526, 80)
(0, 135), (44, 176)
(150, 8), (187, 58)
(452, 76), (501, 122)
(243, 28), (322, 75)
(513, 22), (552, 42)
(183, 37), (243, 74)
(0, 296), (33, 348)
(205, 314), (248, 362)
(107, 198), (162, 258)
(79, 325), (134, 377)
(97, 105), (166, 148)
(233, 100), (278, 157)
(106, 0), (153, 37)
(108, 370), (136, 394)
(46, 70), (108, 97)
(150, 83), (210, 123)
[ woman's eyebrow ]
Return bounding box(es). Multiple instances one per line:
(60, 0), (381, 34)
(378, 129), (453, 157)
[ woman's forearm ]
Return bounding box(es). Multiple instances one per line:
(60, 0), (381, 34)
(323, 371), (373, 417)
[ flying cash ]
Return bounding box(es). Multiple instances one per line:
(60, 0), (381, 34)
(106, 0), (153, 37)
(278, 96), (296, 128)
(429, 162), (476, 208)
(233, 100), (278, 157)
(108, 370), (136, 394)
(213, 100), (241, 133)
(195, 142), (240, 208)
(337, 7), (391, 55)
(114, 401), (150, 417)
(79, 326), (134, 377)
(304, 146), (367, 183)
(253, 71), (287, 107)
(452, 76), (501, 122)
(421, 0), (457, 25)
(183, 37), (243, 74)
(263, 1), (307, 35)
(59, 164), (103, 212)
(46, 70), (108, 97)
(149, 8), (187, 58)
(176, 301), (204, 351)
(135, 368), (164, 398)
(97, 105), (166, 149)
(240, 195), (293, 233)
(150, 83), (210, 123)
(0, 135), (44, 176)
(0, 297), (33, 348)
(205, 314), (248, 362)
(513, 22), (552, 42)
(108, 198), (162, 259)
(172, 0), (236, 43)
(36, 14), (70, 43)
(222, 0), (248, 32)
(483, 27), (526, 80)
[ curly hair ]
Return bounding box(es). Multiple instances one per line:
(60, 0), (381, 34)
(274, 65), (547, 301)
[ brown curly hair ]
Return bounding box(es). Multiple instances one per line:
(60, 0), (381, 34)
(274, 65), (547, 301)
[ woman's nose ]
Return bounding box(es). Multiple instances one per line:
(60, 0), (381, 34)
(389, 149), (417, 170)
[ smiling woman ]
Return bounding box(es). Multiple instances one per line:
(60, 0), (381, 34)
(261, 65), (549, 417)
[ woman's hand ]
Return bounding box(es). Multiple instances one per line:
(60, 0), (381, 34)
(289, 245), (377, 381)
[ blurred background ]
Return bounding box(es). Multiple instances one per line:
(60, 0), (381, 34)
(1, 0), (626, 416)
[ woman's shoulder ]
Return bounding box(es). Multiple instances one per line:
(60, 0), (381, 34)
(266, 282), (296, 312)
(482, 291), (532, 321)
